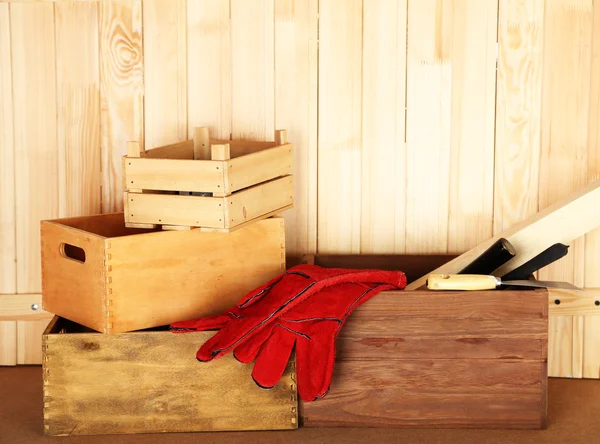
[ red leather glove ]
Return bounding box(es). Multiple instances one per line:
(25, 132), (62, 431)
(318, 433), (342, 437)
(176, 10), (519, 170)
(170, 264), (406, 365)
(230, 281), (396, 401)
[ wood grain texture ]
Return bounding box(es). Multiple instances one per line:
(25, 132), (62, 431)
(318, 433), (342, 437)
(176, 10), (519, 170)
(0, 3), (15, 294)
(55, 1), (101, 218)
(43, 318), (297, 436)
(494, 0), (544, 235)
(187, 0), (231, 140)
(0, 322), (17, 366)
(10, 2), (58, 293)
(317, 0), (362, 254)
(16, 317), (52, 365)
(230, 0), (274, 141)
(405, 0), (452, 254)
(540, 0), (593, 379)
(143, 0), (187, 148)
(584, 1), (600, 379)
(360, 0), (407, 254)
(446, 0), (497, 253)
(275, 0), (318, 255)
(227, 144), (293, 192)
(99, 0), (144, 212)
(302, 285), (548, 429)
(0, 294), (49, 321)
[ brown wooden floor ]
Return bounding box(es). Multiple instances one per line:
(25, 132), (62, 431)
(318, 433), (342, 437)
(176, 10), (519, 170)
(2, 366), (600, 444)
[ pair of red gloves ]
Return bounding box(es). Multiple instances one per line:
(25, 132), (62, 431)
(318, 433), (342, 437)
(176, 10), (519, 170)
(170, 264), (406, 402)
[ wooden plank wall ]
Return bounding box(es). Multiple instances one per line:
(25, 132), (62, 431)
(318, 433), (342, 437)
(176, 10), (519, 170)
(0, 0), (598, 377)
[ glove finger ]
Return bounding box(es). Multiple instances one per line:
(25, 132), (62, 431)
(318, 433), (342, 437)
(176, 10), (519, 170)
(251, 325), (297, 389)
(170, 313), (230, 332)
(232, 322), (276, 364)
(295, 325), (337, 402)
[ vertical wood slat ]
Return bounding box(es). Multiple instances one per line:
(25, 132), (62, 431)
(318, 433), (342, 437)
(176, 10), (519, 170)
(405, 0), (452, 254)
(99, 0), (144, 213)
(0, 4), (16, 295)
(360, 0), (407, 254)
(493, 0), (544, 236)
(143, 0), (187, 148)
(446, 0), (497, 254)
(539, 0), (593, 379)
(11, 2), (58, 294)
(0, 322), (17, 366)
(187, 0), (231, 140)
(274, 0), (318, 255)
(230, 0), (274, 141)
(17, 317), (52, 365)
(55, 1), (101, 218)
(317, 0), (362, 254)
(584, 1), (600, 379)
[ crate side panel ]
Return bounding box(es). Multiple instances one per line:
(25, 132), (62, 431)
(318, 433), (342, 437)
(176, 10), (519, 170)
(41, 221), (106, 333)
(44, 329), (296, 435)
(126, 193), (225, 228)
(227, 144), (293, 192)
(143, 140), (194, 159)
(227, 176), (294, 228)
(125, 158), (224, 193)
(107, 218), (286, 332)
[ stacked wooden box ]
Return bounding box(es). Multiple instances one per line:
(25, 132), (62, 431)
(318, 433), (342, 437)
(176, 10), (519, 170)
(40, 130), (298, 436)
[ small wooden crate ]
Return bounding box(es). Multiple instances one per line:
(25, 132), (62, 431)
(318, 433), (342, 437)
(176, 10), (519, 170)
(295, 255), (548, 430)
(123, 127), (294, 232)
(42, 317), (298, 436)
(41, 213), (286, 334)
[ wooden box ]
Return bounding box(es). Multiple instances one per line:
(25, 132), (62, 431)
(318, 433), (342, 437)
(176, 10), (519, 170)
(296, 255), (548, 430)
(42, 317), (298, 436)
(123, 127), (294, 232)
(41, 213), (286, 334)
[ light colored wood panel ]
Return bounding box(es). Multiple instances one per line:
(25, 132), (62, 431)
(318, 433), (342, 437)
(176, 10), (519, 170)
(55, 1), (101, 218)
(0, 294), (49, 320)
(405, 0), (452, 254)
(124, 158), (224, 193)
(143, 0), (187, 148)
(17, 317), (52, 365)
(360, 0), (407, 254)
(44, 323), (296, 435)
(0, 321), (17, 366)
(226, 176), (294, 228)
(144, 140), (194, 159)
(99, 0), (144, 212)
(126, 193), (225, 228)
(227, 144), (292, 192)
(11, 2), (58, 293)
(494, 0), (544, 235)
(447, 0), (497, 253)
(0, 4), (15, 294)
(274, 0), (318, 255)
(317, 0), (362, 254)
(187, 0), (231, 140)
(230, 0), (274, 141)
(539, 0), (593, 379)
(584, 0), (600, 379)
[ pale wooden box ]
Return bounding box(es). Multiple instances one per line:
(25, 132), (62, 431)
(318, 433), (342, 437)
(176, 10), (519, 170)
(42, 317), (298, 436)
(41, 213), (286, 334)
(123, 127), (294, 232)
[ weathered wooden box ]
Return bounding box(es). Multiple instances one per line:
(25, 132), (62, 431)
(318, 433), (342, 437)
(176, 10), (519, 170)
(41, 213), (286, 334)
(123, 127), (293, 232)
(295, 255), (548, 430)
(42, 317), (298, 436)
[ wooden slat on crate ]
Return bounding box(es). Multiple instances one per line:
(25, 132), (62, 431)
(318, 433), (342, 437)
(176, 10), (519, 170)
(124, 157), (224, 193)
(0, 3), (15, 294)
(126, 192), (225, 228)
(55, 1), (101, 218)
(0, 322), (17, 366)
(43, 318), (297, 436)
(227, 144), (292, 192)
(0, 294), (50, 321)
(143, 0), (187, 148)
(11, 3), (58, 294)
(144, 140), (194, 159)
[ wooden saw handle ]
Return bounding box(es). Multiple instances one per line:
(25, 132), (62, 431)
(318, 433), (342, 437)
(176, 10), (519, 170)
(427, 274), (499, 291)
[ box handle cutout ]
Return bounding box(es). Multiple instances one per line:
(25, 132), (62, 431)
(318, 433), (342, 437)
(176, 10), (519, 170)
(60, 243), (86, 264)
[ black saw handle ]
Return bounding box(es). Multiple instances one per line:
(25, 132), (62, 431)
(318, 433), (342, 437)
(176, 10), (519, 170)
(458, 238), (516, 275)
(501, 243), (569, 281)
